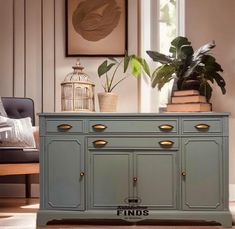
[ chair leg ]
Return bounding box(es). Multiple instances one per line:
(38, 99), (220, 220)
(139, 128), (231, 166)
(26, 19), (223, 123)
(25, 174), (31, 198)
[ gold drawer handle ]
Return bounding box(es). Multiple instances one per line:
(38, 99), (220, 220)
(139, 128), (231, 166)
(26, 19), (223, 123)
(159, 140), (174, 147)
(195, 124), (210, 130)
(57, 124), (72, 130)
(159, 124), (173, 131)
(92, 124), (107, 130)
(93, 140), (108, 147)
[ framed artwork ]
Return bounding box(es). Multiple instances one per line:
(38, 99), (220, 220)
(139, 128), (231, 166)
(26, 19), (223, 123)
(65, 0), (128, 57)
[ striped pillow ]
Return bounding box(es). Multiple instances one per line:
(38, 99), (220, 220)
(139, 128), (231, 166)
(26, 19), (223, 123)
(0, 116), (36, 148)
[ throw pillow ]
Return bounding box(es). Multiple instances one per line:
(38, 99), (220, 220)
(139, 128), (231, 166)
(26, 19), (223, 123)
(0, 97), (7, 117)
(0, 116), (36, 148)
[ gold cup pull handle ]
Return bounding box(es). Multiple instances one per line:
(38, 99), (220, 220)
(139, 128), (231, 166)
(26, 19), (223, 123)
(195, 123), (210, 130)
(92, 124), (107, 130)
(159, 124), (173, 131)
(57, 124), (72, 130)
(93, 140), (108, 147)
(159, 140), (174, 147)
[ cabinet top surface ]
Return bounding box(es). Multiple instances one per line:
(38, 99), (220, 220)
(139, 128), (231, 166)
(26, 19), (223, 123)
(39, 112), (229, 117)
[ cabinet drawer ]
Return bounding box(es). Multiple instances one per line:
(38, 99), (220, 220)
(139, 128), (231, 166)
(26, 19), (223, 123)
(88, 137), (178, 149)
(45, 120), (84, 133)
(182, 118), (222, 134)
(89, 119), (178, 134)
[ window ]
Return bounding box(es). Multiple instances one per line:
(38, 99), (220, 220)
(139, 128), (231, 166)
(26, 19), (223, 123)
(139, 0), (185, 112)
(159, 0), (177, 55)
(158, 0), (177, 110)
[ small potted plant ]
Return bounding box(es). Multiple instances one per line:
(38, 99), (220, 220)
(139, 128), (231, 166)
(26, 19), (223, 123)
(146, 36), (226, 101)
(97, 53), (150, 112)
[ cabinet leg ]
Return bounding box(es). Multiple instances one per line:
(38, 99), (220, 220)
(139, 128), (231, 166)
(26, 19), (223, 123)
(25, 174), (31, 198)
(36, 215), (49, 227)
(217, 215), (233, 228)
(221, 220), (233, 228)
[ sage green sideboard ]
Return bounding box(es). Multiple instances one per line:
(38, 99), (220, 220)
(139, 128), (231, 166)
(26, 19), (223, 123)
(37, 113), (232, 227)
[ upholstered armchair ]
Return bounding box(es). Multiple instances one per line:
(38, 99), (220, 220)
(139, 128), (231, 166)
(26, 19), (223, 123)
(0, 97), (39, 198)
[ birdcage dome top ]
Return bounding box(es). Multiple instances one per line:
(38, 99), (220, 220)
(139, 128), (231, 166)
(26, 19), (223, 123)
(61, 60), (95, 86)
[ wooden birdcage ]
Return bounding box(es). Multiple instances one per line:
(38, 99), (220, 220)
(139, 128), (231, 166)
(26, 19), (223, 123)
(61, 61), (95, 112)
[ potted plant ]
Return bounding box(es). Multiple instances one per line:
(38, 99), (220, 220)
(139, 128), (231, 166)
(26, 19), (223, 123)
(146, 36), (226, 101)
(97, 53), (150, 112)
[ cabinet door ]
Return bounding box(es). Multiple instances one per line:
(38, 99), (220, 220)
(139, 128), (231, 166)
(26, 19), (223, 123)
(89, 151), (133, 209)
(182, 137), (223, 210)
(135, 151), (177, 209)
(45, 136), (84, 210)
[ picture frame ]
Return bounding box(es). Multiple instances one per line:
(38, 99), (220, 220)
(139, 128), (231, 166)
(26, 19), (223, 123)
(65, 0), (128, 57)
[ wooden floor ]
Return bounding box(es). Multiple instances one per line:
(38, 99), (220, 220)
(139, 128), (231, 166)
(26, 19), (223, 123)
(0, 198), (235, 229)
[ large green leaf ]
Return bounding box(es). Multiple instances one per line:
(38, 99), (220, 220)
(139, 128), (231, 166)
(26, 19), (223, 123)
(220, 85), (226, 94)
(133, 56), (150, 76)
(151, 64), (175, 89)
(107, 63), (116, 72)
(212, 72), (226, 92)
(192, 41), (215, 61)
(179, 45), (194, 59)
(204, 73), (214, 84)
(202, 55), (223, 72)
(98, 60), (108, 77)
(130, 58), (142, 77)
(124, 53), (130, 73)
(169, 46), (176, 56)
(170, 36), (192, 58)
(140, 58), (151, 76)
(98, 60), (116, 77)
(170, 36), (191, 48)
(146, 51), (172, 64)
(199, 81), (212, 101)
(200, 72), (226, 97)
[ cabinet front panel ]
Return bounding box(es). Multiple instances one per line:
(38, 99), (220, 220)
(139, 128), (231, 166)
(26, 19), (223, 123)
(46, 136), (84, 210)
(182, 137), (223, 210)
(89, 151), (133, 209)
(135, 152), (177, 209)
(89, 119), (178, 134)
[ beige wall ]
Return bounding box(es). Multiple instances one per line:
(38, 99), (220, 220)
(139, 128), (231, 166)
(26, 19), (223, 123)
(185, 0), (235, 184)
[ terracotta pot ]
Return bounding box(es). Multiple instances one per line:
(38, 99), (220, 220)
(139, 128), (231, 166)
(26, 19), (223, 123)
(98, 92), (118, 112)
